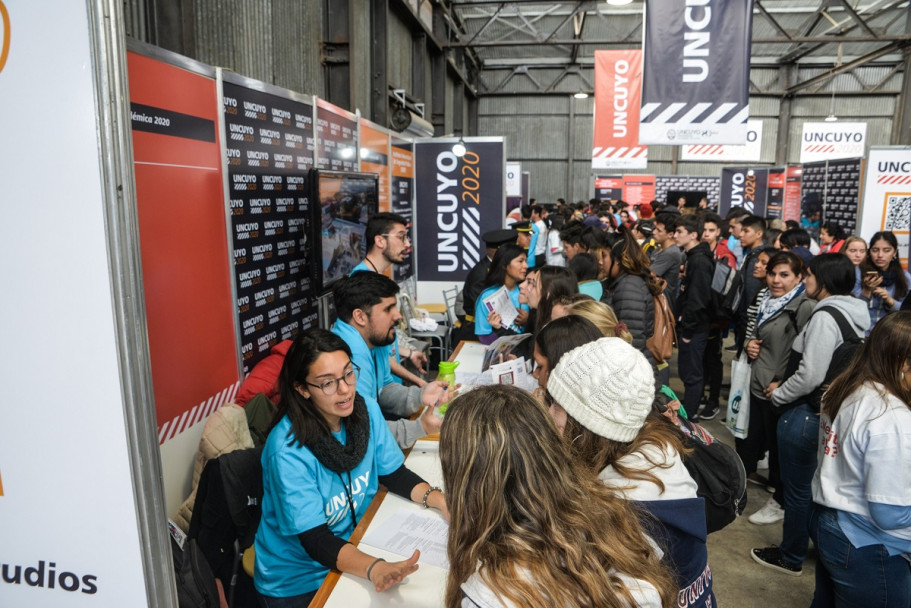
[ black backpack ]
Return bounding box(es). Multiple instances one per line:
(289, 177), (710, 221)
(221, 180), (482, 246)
(683, 438), (748, 533)
(709, 259), (743, 322)
(171, 536), (220, 608)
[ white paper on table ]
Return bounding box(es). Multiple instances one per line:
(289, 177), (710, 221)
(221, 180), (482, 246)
(488, 356), (536, 390)
(455, 370), (495, 387)
(480, 286), (519, 329)
(361, 508), (450, 570)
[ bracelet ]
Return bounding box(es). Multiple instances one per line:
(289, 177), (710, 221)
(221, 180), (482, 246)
(422, 486), (442, 509)
(365, 557), (386, 584)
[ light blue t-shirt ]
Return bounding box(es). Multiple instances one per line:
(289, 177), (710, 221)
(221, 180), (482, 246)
(473, 284), (529, 337)
(350, 261), (401, 383)
(254, 396), (405, 597)
(331, 319), (393, 407)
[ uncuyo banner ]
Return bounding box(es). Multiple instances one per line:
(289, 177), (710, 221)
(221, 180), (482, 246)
(640, 0), (753, 145)
(719, 167), (768, 217)
(860, 147), (911, 266)
(592, 50), (647, 169)
(414, 138), (504, 281)
(799, 122), (867, 163)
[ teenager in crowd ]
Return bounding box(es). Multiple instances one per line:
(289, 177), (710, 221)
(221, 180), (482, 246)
(842, 235), (867, 295)
(735, 215), (768, 354)
(810, 311), (911, 608)
(570, 252), (603, 300)
(254, 330), (448, 605)
(724, 207), (750, 266)
(520, 265), (578, 335)
(460, 229), (518, 340)
(600, 228), (661, 370)
(858, 230), (911, 334)
(674, 214), (714, 420)
(751, 254), (869, 576)
(818, 220), (846, 254)
(740, 252), (814, 521)
(440, 384), (676, 608)
(474, 243), (530, 344)
(545, 337), (715, 607)
(650, 214), (685, 313)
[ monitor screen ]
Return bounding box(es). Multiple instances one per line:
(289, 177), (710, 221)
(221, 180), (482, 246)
(313, 170), (378, 289)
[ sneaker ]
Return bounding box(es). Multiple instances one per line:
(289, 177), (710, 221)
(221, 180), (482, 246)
(757, 451), (770, 470)
(747, 473), (774, 493)
(750, 546), (802, 576)
(699, 404), (719, 420)
(749, 497), (784, 525)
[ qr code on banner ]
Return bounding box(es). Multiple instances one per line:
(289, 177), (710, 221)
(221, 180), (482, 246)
(884, 195), (911, 231)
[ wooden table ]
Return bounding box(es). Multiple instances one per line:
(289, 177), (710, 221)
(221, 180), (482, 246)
(309, 341), (484, 607)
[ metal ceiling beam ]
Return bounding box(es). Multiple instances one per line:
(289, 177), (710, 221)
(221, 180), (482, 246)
(445, 35), (909, 47)
(784, 38), (911, 95)
(831, 0), (878, 38)
(755, 0), (793, 41)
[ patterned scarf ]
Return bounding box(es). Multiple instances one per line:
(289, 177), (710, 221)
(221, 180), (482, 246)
(756, 283), (805, 328)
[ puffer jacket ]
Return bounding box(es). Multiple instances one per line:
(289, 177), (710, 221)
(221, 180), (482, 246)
(747, 292), (815, 396)
(602, 272), (655, 359)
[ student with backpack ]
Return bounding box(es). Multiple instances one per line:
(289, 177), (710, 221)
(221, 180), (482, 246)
(700, 213), (736, 420)
(751, 253), (869, 577)
(734, 215), (768, 354)
(674, 214), (715, 420)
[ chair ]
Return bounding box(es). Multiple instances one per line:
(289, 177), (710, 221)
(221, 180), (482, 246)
(398, 293), (451, 362)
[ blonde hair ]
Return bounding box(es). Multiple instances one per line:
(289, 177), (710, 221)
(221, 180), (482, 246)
(440, 385), (676, 608)
(567, 299), (634, 343)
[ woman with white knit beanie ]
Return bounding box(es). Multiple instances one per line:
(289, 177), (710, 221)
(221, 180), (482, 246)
(546, 337), (715, 608)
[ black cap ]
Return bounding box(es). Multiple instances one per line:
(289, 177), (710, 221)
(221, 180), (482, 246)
(482, 229), (518, 247)
(512, 220), (532, 232)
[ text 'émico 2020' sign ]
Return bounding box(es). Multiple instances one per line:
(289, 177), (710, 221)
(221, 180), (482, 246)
(800, 122), (867, 163)
(640, 0), (753, 145)
(414, 138), (504, 281)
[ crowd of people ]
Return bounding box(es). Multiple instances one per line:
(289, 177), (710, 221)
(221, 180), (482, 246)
(246, 203), (910, 607)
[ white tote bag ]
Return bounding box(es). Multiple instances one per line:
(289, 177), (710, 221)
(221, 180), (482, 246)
(725, 353), (751, 439)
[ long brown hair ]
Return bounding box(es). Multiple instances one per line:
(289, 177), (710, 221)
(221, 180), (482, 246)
(822, 311), (911, 420)
(607, 227), (664, 295)
(440, 385), (677, 608)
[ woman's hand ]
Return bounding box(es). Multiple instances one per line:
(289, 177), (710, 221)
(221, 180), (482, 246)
(368, 550), (420, 592)
(745, 339), (762, 360)
(872, 286), (894, 307)
(418, 406), (443, 435)
(487, 310), (503, 329)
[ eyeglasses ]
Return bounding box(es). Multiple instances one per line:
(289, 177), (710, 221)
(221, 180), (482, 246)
(382, 232), (411, 243)
(306, 365), (359, 395)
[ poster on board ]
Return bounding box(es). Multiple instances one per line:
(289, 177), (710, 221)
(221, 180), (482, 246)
(860, 147), (911, 266)
(222, 75), (321, 374)
(622, 175), (657, 207)
(128, 49), (241, 443)
(767, 168), (784, 220)
(801, 158), (862, 236)
(592, 50), (647, 169)
(800, 122), (867, 163)
(783, 166), (803, 222)
(360, 119), (391, 214)
(414, 138), (505, 281)
(391, 136), (416, 282)
(316, 98), (358, 171)
(1, 4), (149, 605)
(595, 176), (624, 201)
(719, 167), (769, 217)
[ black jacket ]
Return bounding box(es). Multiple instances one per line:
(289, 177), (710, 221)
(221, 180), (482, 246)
(462, 256), (491, 320)
(602, 272), (655, 358)
(738, 245), (768, 318)
(677, 242), (714, 338)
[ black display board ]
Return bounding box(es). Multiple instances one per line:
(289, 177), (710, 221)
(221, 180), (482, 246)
(719, 167), (769, 217)
(316, 99), (358, 172)
(391, 138), (415, 282)
(801, 158), (862, 236)
(223, 79), (321, 373)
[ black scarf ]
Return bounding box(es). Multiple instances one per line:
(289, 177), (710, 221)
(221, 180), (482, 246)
(305, 394), (370, 474)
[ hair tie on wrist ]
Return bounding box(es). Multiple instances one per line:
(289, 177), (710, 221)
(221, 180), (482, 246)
(366, 557), (386, 584)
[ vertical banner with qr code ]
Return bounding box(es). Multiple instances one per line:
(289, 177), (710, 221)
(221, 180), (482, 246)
(860, 147), (911, 267)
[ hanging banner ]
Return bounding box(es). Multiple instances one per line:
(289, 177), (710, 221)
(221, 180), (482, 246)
(316, 98), (358, 171)
(595, 176), (624, 201)
(640, 0), (753, 145)
(622, 175), (657, 206)
(391, 135), (416, 282)
(222, 74), (321, 375)
(860, 147), (911, 265)
(128, 50), (241, 443)
(414, 138), (505, 281)
(359, 119), (391, 213)
(680, 120), (763, 162)
(593, 50), (648, 169)
(1, 4), (149, 605)
(767, 168), (784, 220)
(800, 122), (867, 163)
(719, 167), (769, 217)
(783, 166), (803, 222)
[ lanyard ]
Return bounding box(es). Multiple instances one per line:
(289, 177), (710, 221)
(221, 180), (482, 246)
(338, 471), (358, 532)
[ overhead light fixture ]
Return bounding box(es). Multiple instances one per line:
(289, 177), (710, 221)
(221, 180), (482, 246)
(573, 91), (589, 99)
(606, 0), (634, 5)
(452, 137), (466, 157)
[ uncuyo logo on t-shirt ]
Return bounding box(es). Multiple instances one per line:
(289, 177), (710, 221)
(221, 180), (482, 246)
(325, 471), (371, 526)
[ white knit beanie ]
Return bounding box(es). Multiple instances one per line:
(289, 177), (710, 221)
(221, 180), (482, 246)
(546, 337), (655, 442)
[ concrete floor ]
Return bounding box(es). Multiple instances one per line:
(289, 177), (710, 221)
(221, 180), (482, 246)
(667, 340), (817, 607)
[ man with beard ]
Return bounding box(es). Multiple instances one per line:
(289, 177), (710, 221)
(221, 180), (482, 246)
(351, 212), (427, 387)
(331, 271), (449, 448)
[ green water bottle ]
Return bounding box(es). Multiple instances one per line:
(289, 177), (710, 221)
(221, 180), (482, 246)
(436, 361), (459, 415)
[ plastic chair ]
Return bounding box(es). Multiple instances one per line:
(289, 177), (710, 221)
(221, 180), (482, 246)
(398, 293), (450, 361)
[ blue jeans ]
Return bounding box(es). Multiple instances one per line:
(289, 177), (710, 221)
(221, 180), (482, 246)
(810, 505), (911, 608)
(678, 330), (709, 418)
(777, 402), (819, 566)
(258, 590), (316, 608)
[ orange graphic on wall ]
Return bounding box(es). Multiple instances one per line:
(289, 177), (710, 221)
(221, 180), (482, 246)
(0, 468), (5, 496)
(0, 1), (10, 74)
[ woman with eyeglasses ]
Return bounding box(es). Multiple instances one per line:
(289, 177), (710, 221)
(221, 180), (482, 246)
(254, 329), (448, 606)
